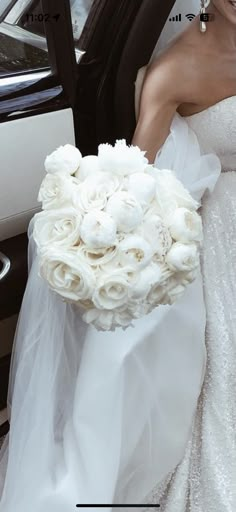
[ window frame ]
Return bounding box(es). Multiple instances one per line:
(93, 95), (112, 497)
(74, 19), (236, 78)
(0, 0), (84, 118)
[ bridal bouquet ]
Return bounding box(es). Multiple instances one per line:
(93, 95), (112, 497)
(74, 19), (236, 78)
(33, 140), (203, 331)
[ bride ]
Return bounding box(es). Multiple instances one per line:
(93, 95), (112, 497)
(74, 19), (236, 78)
(0, 0), (235, 510)
(133, 0), (236, 510)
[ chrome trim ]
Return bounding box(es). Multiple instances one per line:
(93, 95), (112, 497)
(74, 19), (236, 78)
(0, 23), (85, 63)
(0, 0), (17, 21)
(0, 21), (48, 50)
(4, 0), (30, 24)
(0, 69), (51, 88)
(0, 251), (11, 281)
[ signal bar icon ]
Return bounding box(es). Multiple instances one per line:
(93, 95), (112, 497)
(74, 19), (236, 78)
(169, 13), (182, 21)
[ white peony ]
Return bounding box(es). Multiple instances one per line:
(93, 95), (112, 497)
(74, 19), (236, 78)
(106, 191), (143, 232)
(74, 172), (121, 212)
(39, 248), (95, 301)
(92, 268), (134, 310)
(138, 213), (172, 260)
(118, 234), (153, 270)
(147, 168), (199, 216)
(98, 139), (148, 175)
(80, 210), (117, 249)
(33, 208), (82, 249)
(127, 172), (156, 205)
(38, 173), (78, 210)
(74, 155), (102, 181)
(78, 243), (118, 268)
(167, 207), (203, 243)
(44, 144), (82, 175)
(166, 242), (200, 272)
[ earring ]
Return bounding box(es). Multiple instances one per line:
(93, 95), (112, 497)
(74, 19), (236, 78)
(200, 0), (210, 33)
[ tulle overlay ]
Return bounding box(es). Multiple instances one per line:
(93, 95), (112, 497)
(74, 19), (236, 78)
(0, 113), (221, 512)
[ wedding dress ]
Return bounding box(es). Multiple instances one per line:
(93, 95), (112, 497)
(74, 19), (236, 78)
(145, 95), (236, 511)
(0, 98), (221, 510)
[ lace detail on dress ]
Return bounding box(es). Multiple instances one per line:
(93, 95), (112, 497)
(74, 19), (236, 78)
(184, 96), (236, 172)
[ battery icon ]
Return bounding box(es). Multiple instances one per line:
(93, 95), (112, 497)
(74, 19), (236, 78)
(200, 13), (214, 21)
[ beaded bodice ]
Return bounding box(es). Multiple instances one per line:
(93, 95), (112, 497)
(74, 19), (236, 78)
(183, 96), (236, 172)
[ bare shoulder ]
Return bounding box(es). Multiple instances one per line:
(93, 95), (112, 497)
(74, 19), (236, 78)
(142, 41), (202, 108)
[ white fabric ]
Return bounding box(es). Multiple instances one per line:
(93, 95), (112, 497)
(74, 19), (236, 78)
(0, 111), (221, 511)
(145, 94), (236, 511)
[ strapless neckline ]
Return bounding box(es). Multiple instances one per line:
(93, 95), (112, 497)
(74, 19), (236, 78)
(182, 94), (236, 119)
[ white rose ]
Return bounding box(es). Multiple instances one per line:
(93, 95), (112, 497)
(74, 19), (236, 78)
(74, 155), (102, 181)
(33, 208), (82, 249)
(127, 301), (151, 319)
(106, 191), (143, 232)
(74, 172), (121, 212)
(92, 268), (133, 310)
(147, 168), (199, 215)
(139, 213), (172, 260)
(114, 308), (134, 328)
(165, 281), (186, 305)
(180, 269), (198, 284)
(82, 307), (134, 331)
(166, 242), (200, 272)
(44, 144), (82, 175)
(80, 210), (117, 249)
(127, 173), (156, 205)
(129, 263), (163, 300)
(82, 308), (115, 331)
(167, 208), (203, 243)
(147, 281), (169, 306)
(39, 248), (95, 301)
(98, 139), (148, 176)
(38, 173), (76, 210)
(118, 235), (153, 270)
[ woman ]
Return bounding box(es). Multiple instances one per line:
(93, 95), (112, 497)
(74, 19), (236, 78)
(0, 1), (234, 511)
(133, 0), (236, 509)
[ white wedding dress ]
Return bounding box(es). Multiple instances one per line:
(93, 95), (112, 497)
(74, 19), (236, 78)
(1, 92), (231, 512)
(146, 95), (236, 511)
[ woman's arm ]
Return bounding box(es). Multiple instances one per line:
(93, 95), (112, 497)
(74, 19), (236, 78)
(132, 54), (191, 163)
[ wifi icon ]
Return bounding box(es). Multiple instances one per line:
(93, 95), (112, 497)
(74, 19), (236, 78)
(185, 13), (196, 21)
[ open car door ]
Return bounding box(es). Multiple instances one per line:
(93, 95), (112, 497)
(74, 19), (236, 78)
(0, 0), (175, 429)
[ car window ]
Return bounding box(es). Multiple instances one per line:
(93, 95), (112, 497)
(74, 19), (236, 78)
(14, 0), (94, 46)
(0, 0), (93, 82)
(0, 32), (49, 78)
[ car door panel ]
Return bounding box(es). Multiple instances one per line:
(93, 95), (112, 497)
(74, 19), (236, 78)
(0, 107), (75, 240)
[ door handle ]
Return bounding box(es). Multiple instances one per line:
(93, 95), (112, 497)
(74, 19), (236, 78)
(0, 251), (11, 281)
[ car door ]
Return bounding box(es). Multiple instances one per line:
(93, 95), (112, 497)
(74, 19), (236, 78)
(0, 0), (93, 423)
(0, 0), (176, 432)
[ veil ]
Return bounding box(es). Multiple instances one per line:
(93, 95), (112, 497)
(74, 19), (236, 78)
(0, 2), (221, 511)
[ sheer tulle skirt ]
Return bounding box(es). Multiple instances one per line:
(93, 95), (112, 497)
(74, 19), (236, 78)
(0, 113), (221, 512)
